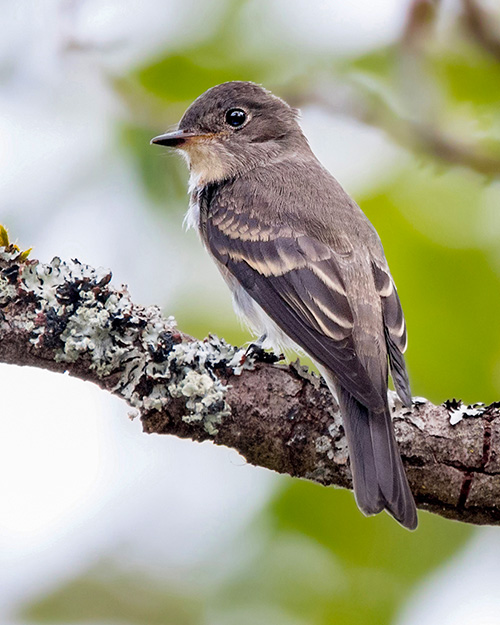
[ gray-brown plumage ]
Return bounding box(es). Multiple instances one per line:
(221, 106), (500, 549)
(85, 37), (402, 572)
(151, 81), (418, 530)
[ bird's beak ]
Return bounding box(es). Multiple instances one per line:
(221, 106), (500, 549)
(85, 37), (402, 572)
(150, 129), (203, 147)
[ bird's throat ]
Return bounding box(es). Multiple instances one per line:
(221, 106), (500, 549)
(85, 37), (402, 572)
(184, 142), (233, 187)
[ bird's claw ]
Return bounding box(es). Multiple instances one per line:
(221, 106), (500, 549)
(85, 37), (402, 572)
(238, 339), (284, 367)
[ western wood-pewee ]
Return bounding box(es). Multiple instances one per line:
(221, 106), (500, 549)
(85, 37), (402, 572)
(151, 81), (417, 530)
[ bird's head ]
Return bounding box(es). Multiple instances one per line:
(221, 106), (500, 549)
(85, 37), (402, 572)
(151, 81), (307, 185)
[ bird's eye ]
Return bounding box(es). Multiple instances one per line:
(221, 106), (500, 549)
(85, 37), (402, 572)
(225, 108), (247, 128)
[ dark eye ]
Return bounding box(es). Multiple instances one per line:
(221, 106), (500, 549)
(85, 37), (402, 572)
(225, 108), (247, 128)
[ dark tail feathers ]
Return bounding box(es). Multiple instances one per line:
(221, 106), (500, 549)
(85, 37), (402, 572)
(336, 385), (418, 530)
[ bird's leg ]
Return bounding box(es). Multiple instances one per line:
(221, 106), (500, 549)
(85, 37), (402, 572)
(253, 333), (268, 348)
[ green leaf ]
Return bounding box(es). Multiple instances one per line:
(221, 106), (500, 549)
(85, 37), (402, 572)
(0, 225), (10, 247)
(0, 225), (32, 260)
(19, 247), (32, 261)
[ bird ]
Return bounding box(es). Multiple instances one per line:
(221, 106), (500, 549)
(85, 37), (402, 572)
(151, 81), (418, 530)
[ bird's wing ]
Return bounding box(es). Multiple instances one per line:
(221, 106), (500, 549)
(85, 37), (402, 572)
(370, 259), (411, 406)
(205, 204), (385, 412)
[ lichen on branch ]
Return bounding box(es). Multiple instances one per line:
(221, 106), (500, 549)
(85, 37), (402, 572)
(0, 247), (243, 434)
(1, 245), (500, 526)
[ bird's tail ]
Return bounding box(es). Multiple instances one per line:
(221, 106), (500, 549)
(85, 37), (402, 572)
(334, 384), (418, 530)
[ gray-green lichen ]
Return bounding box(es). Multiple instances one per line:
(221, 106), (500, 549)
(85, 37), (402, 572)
(312, 414), (349, 466)
(0, 252), (253, 435)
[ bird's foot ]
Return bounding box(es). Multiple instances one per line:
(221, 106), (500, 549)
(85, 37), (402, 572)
(238, 335), (284, 366)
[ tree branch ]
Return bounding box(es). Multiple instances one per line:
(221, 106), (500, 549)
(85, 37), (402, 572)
(1, 247), (499, 525)
(283, 0), (500, 179)
(287, 84), (500, 178)
(463, 0), (500, 62)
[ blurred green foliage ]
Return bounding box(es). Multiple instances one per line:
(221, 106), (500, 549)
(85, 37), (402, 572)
(268, 484), (470, 624)
(25, 0), (500, 623)
(121, 124), (188, 209)
(129, 0), (293, 107)
(24, 486), (471, 625)
(23, 567), (202, 624)
(361, 164), (500, 404)
(434, 45), (500, 110)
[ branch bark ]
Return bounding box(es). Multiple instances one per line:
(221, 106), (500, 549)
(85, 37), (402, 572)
(463, 0), (500, 62)
(287, 83), (500, 178)
(1, 247), (499, 525)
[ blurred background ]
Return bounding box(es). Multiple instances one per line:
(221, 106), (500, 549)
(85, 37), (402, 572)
(1, 0), (500, 623)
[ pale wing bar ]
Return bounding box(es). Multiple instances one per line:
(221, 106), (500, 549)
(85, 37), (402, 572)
(207, 218), (386, 412)
(371, 260), (411, 406)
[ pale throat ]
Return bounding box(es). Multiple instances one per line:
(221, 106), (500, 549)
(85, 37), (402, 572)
(182, 141), (233, 232)
(181, 140), (233, 189)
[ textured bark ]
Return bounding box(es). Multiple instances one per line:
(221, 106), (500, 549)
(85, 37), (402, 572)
(1, 248), (499, 525)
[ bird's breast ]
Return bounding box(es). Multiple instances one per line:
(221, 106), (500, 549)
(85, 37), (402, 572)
(217, 260), (299, 353)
